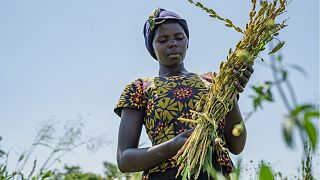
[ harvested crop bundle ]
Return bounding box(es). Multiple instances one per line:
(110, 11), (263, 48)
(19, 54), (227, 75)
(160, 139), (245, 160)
(173, 0), (288, 179)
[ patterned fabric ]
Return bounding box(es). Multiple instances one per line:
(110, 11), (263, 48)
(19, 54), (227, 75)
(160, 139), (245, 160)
(114, 72), (233, 179)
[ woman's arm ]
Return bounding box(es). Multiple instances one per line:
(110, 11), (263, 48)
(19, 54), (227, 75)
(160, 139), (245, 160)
(224, 99), (246, 155)
(223, 63), (254, 154)
(117, 108), (192, 172)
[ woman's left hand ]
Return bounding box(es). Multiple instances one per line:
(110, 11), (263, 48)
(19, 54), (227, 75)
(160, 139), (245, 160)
(233, 63), (254, 93)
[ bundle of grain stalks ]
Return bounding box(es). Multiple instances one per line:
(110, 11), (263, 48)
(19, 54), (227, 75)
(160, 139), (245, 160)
(173, 0), (288, 179)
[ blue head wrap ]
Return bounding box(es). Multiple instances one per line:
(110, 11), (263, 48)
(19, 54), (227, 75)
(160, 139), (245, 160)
(143, 8), (189, 60)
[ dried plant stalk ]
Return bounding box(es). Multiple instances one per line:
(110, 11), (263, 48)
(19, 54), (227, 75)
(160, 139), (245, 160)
(173, 0), (288, 179)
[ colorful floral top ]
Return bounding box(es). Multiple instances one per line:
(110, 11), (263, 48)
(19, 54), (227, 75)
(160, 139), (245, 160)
(114, 72), (233, 179)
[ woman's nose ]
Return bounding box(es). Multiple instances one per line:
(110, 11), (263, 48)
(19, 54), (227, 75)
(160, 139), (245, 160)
(168, 40), (178, 48)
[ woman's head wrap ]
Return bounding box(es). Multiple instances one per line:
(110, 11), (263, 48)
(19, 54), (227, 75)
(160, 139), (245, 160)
(143, 8), (189, 60)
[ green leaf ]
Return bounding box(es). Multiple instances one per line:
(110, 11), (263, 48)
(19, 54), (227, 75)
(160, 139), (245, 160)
(252, 86), (264, 95)
(265, 90), (273, 101)
(305, 111), (320, 121)
(225, 18), (232, 24)
(253, 97), (262, 110)
(18, 154), (24, 162)
(209, 14), (217, 18)
(259, 42), (265, 50)
(182, 164), (189, 180)
(281, 70), (287, 81)
(283, 117), (295, 148)
(208, 146), (213, 163)
(209, 9), (216, 15)
(225, 24), (233, 27)
(235, 27), (243, 33)
(206, 165), (217, 179)
(0, 165), (7, 175)
(268, 41), (285, 55)
(41, 171), (53, 179)
(291, 104), (314, 117)
(217, 16), (224, 21)
(149, 18), (155, 29)
(259, 163), (274, 180)
(276, 55), (282, 62)
(260, 1), (267, 7)
(234, 160), (241, 180)
(195, 2), (204, 8)
(265, 81), (273, 85)
(303, 119), (318, 150)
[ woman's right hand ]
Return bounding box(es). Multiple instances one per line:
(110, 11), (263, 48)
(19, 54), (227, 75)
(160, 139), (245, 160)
(171, 128), (194, 154)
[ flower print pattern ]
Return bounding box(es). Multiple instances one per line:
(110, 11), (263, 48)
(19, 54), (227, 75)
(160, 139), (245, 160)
(173, 87), (193, 100)
(146, 100), (154, 116)
(114, 72), (233, 179)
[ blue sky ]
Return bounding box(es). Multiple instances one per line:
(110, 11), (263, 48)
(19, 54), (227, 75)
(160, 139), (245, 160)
(0, 0), (319, 178)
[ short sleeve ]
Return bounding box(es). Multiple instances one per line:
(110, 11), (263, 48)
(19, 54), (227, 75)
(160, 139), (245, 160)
(114, 79), (147, 117)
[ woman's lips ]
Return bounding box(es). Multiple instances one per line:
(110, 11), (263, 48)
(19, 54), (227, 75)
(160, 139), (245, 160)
(168, 53), (181, 58)
(167, 51), (181, 56)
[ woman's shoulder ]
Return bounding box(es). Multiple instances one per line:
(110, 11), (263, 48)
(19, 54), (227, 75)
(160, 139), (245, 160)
(127, 76), (155, 91)
(130, 77), (154, 84)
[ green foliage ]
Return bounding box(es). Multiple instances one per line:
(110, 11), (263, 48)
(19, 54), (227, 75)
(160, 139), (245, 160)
(187, 0), (244, 34)
(0, 138), (5, 159)
(229, 160), (241, 180)
(0, 116), (107, 180)
(268, 41), (285, 55)
(284, 104), (319, 150)
(301, 146), (315, 180)
(40, 170), (54, 179)
(64, 165), (82, 174)
(250, 81), (274, 110)
(259, 162), (274, 180)
(148, 7), (161, 29)
(64, 172), (104, 180)
(246, 46), (318, 178)
(102, 161), (142, 179)
(103, 161), (119, 178)
(248, 51), (319, 152)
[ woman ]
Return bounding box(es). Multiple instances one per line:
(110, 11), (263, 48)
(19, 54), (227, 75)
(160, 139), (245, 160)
(114, 8), (254, 180)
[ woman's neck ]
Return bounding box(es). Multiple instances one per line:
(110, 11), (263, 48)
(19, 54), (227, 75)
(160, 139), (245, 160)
(158, 63), (190, 77)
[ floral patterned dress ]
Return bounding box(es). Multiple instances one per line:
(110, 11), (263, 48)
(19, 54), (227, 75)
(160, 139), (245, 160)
(114, 72), (233, 179)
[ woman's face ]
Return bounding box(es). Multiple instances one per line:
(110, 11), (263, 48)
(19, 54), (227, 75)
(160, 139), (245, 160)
(152, 22), (188, 66)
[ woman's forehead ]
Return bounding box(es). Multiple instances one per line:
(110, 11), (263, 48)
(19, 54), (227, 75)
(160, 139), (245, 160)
(155, 22), (185, 35)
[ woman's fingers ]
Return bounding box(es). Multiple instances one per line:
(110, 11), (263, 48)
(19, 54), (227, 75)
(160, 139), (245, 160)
(242, 69), (252, 79)
(233, 63), (254, 92)
(233, 69), (249, 84)
(234, 81), (244, 93)
(246, 64), (254, 73)
(181, 128), (194, 137)
(234, 63), (254, 74)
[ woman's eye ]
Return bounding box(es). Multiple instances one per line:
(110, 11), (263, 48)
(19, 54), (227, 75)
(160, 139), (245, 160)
(176, 35), (184, 40)
(158, 37), (167, 43)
